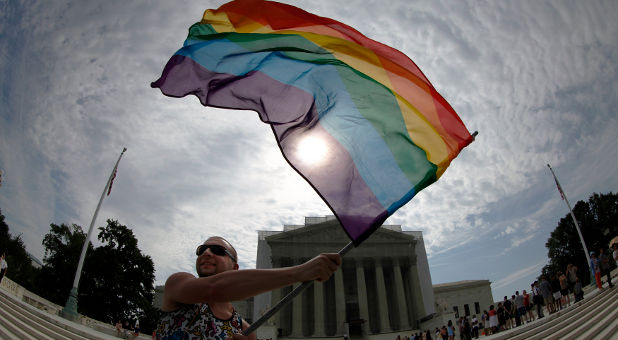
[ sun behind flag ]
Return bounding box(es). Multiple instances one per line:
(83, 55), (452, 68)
(152, 0), (474, 245)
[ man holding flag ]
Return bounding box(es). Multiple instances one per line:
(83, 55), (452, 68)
(156, 236), (340, 339)
(151, 0), (474, 336)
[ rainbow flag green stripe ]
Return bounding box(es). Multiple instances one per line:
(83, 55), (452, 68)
(152, 0), (473, 244)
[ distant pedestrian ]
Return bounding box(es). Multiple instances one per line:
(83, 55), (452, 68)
(481, 310), (490, 336)
(590, 251), (603, 290)
(540, 276), (554, 314)
(471, 315), (479, 339)
(532, 281), (544, 318)
(514, 291), (526, 324)
(523, 290), (534, 322)
(488, 305), (498, 333)
(463, 317), (471, 340)
(599, 248), (613, 288)
(573, 277), (584, 302)
(559, 271), (570, 307)
(115, 320), (123, 337)
(502, 297), (512, 329)
(0, 253), (7, 283)
(550, 274), (562, 311)
(566, 264), (578, 302)
(510, 296), (517, 325)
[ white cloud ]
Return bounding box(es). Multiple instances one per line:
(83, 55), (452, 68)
(1, 0), (617, 296)
(492, 259), (547, 290)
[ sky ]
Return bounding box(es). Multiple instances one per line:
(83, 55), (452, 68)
(1, 0), (617, 305)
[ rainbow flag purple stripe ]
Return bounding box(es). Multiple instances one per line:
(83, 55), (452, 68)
(152, 0), (474, 245)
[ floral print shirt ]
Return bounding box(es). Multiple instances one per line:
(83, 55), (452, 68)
(157, 303), (244, 340)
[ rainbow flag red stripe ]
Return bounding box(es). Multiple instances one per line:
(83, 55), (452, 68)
(152, 0), (473, 245)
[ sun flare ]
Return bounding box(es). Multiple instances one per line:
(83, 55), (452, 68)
(296, 137), (328, 166)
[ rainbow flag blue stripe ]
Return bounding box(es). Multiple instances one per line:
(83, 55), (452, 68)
(152, 0), (473, 245)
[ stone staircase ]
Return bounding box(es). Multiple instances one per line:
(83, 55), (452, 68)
(0, 287), (120, 340)
(1, 274), (616, 339)
(490, 285), (618, 340)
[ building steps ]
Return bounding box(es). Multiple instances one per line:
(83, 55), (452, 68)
(489, 285), (617, 340)
(0, 288), (114, 340)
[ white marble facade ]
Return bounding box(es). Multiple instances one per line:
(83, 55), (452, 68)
(253, 216), (436, 338)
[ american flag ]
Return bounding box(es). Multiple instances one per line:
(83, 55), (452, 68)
(107, 167), (117, 196)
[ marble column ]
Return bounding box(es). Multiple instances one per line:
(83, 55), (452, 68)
(375, 259), (392, 332)
(270, 257), (282, 327)
(408, 263), (424, 326)
(270, 285), (281, 327)
(356, 259), (370, 335)
(393, 258), (409, 329)
(290, 257), (304, 338)
(334, 267), (346, 335)
(313, 281), (326, 337)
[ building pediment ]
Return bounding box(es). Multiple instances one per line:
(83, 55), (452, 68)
(265, 218), (418, 259)
(266, 219), (418, 245)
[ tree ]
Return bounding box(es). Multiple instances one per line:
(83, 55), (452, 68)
(36, 219), (157, 333)
(79, 219), (157, 331)
(34, 223), (90, 305)
(0, 209), (38, 291)
(542, 192), (618, 285)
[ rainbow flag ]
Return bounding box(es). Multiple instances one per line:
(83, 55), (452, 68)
(152, 0), (474, 245)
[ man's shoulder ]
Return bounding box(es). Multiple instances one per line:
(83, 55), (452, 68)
(165, 272), (196, 286)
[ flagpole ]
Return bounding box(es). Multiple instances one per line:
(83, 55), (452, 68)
(547, 164), (592, 273)
(61, 147), (127, 321)
(243, 241), (355, 336)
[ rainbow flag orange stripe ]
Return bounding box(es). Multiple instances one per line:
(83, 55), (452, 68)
(152, 0), (473, 245)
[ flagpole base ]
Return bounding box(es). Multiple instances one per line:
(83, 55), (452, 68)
(60, 287), (80, 322)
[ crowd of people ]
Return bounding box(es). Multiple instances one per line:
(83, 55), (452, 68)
(395, 243), (617, 340)
(115, 318), (141, 339)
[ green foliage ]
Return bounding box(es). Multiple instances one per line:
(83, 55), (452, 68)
(34, 223), (89, 304)
(35, 219), (157, 334)
(80, 219), (157, 331)
(542, 192), (618, 285)
(0, 209), (38, 291)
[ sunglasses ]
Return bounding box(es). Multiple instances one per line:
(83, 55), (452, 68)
(196, 244), (236, 262)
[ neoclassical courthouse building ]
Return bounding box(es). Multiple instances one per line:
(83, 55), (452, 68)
(252, 216), (493, 339)
(153, 216), (493, 339)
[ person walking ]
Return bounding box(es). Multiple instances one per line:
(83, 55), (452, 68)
(481, 310), (490, 336)
(502, 297), (512, 329)
(540, 276), (554, 315)
(488, 305), (498, 334)
(532, 281), (544, 319)
(514, 291), (526, 325)
(550, 274), (562, 311)
(599, 248), (613, 288)
(471, 315), (479, 339)
(574, 277), (584, 302)
(590, 251), (603, 290)
(0, 253), (7, 284)
(567, 264), (578, 303)
(446, 320), (454, 340)
(558, 271), (570, 307)
(523, 290), (534, 322)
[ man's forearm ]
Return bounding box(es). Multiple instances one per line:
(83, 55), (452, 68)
(170, 253), (340, 305)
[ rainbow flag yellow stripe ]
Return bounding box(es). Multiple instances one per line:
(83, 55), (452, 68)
(152, 0), (473, 244)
